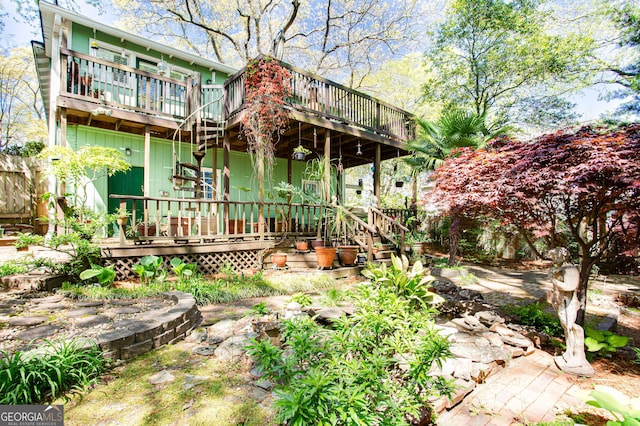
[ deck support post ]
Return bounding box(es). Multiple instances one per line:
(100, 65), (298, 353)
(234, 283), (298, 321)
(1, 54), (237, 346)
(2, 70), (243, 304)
(223, 134), (230, 231)
(374, 144), (381, 205)
(144, 125), (150, 197)
(324, 130), (331, 204)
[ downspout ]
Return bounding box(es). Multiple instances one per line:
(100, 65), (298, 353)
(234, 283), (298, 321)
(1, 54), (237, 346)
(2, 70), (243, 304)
(46, 13), (62, 240)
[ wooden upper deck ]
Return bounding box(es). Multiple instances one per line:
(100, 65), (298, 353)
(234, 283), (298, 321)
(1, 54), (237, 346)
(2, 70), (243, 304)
(55, 48), (414, 165)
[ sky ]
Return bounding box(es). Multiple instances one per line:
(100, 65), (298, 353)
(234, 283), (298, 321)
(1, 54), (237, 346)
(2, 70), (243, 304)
(1, 0), (625, 124)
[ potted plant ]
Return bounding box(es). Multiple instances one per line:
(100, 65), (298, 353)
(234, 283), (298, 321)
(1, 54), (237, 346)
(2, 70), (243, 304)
(295, 240), (309, 251)
(292, 145), (312, 161)
(115, 207), (130, 226)
(328, 205), (360, 266)
(271, 252), (288, 268)
(315, 246), (337, 269)
(136, 221), (158, 237)
(15, 232), (44, 252)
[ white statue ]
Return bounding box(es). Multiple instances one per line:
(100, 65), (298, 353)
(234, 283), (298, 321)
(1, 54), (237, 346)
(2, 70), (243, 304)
(548, 248), (594, 377)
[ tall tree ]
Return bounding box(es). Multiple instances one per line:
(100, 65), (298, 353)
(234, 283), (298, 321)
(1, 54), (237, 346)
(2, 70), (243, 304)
(111, 0), (424, 85)
(598, 1), (640, 115)
(428, 124), (640, 326)
(0, 47), (46, 149)
(422, 0), (593, 131)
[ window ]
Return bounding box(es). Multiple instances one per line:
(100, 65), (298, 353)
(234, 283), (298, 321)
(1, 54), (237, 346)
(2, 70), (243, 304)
(90, 40), (130, 85)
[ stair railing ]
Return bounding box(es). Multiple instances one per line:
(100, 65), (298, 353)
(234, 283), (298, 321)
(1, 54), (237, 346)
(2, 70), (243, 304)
(368, 206), (409, 254)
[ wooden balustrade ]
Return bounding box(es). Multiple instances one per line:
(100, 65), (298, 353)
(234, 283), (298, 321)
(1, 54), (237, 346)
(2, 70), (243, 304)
(369, 206), (409, 252)
(111, 195), (324, 244)
(223, 57), (416, 142)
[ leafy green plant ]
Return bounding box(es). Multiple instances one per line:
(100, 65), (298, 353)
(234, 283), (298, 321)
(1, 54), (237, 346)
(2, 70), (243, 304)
(131, 255), (167, 285)
(633, 347), (640, 365)
(169, 257), (197, 282)
(79, 264), (116, 286)
(251, 302), (270, 315)
(248, 265), (452, 425)
(582, 385), (640, 425)
(0, 339), (108, 404)
(503, 302), (564, 337)
(584, 327), (629, 361)
(14, 232), (44, 249)
(362, 254), (444, 309)
(0, 261), (30, 277)
(288, 292), (312, 307)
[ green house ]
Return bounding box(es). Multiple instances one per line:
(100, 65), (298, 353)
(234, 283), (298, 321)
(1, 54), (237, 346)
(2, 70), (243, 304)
(33, 1), (415, 275)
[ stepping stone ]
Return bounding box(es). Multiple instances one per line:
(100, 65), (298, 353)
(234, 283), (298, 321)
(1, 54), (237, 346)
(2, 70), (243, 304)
(76, 301), (104, 307)
(31, 302), (66, 311)
(66, 307), (99, 318)
(107, 306), (141, 315)
(110, 300), (135, 306)
(75, 315), (111, 328)
(31, 295), (62, 304)
(183, 374), (208, 390)
(7, 316), (48, 326)
(192, 346), (216, 356)
(149, 370), (175, 385)
(16, 325), (61, 341)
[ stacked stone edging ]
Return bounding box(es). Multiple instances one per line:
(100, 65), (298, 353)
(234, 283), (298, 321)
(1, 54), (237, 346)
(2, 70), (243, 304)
(97, 291), (201, 360)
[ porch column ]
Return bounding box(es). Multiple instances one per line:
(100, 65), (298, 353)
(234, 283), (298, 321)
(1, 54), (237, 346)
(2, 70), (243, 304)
(45, 13), (62, 240)
(223, 134), (230, 230)
(374, 144), (381, 205)
(324, 130), (331, 204)
(143, 125), (150, 197)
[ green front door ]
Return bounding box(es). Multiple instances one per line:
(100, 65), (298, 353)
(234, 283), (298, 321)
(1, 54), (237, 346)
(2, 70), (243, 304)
(108, 166), (144, 235)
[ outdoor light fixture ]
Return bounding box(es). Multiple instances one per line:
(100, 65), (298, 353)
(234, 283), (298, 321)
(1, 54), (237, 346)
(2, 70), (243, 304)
(158, 55), (167, 76)
(356, 141), (362, 156)
(92, 107), (112, 116)
(125, 148), (132, 156)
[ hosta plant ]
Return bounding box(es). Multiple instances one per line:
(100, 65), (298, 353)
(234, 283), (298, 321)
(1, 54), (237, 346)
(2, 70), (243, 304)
(584, 327), (629, 361)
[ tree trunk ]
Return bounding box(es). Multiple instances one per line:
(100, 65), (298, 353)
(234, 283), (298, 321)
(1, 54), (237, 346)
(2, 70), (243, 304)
(257, 145), (265, 240)
(576, 257), (595, 327)
(448, 210), (461, 265)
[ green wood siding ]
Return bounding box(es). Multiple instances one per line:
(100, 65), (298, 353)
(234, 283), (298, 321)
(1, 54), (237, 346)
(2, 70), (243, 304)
(70, 23), (228, 84)
(68, 125), (308, 214)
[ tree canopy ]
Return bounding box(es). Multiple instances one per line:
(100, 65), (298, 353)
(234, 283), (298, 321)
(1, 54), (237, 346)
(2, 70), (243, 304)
(428, 124), (640, 324)
(421, 0), (593, 131)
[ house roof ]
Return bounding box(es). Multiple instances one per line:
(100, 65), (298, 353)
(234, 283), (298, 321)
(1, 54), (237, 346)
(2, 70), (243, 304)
(37, 1), (237, 76)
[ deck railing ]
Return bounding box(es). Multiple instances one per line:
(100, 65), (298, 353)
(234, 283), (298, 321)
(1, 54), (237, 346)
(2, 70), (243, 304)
(369, 206), (409, 251)
(60, 48), (225, 124)
(224, 58), (416, 142)
(110, 194), (325, 244)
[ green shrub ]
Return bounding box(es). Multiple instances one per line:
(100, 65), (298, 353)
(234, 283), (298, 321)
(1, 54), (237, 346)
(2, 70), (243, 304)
(584, 327), (629, 361)
(169, 257), (197, 282)
(0, 339), (107, 404)
(503, 302), (564, 337)
(288, 292), (312, 307)
(247, 264), (452, 425)
(79, 264), (116, 286)
(132, 255), (167, 284)
(0, 262), (30, 277)
(582, 385), (640, 425)
(362, 255), (444, 309)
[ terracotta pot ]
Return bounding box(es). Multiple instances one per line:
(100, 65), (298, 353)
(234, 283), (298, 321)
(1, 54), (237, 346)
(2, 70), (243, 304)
(338, 246), (359, 266)
(311, 239), (325, 249)
(271, 252), (288, 268)
(295, 241), (309, 251)
(137, 223), (157, 237)
(315, 246), (337, 269)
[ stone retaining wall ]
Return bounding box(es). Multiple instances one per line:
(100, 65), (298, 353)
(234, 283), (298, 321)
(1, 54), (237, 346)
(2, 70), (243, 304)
(96, 291), (201, 360)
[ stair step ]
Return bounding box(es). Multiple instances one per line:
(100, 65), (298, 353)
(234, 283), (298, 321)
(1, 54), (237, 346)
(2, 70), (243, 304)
(173, 174), (198, 182)
(179, 162), (199, 171)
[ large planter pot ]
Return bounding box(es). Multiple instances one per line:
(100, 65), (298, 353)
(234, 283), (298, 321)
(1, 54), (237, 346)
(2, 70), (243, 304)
(311, 239), (325, 249)
(338, 246), (359, 266)
(412, 242), (429, 256)
(137, 223), (157, 237)
(295, 241), (309, 251)
(315, 247), (337, 269)
(271, 252), (288, 268)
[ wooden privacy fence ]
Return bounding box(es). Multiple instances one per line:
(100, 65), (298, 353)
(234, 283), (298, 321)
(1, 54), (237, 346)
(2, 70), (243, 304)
(0, 155), (47, 232)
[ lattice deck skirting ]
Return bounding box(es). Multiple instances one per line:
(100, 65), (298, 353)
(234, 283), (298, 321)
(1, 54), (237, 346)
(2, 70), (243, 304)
(103, 244), (265, 280)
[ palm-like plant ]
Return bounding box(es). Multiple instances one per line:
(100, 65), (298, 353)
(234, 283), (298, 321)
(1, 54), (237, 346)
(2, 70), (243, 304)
(405, 110), (509, 265)
(405, 110), (507, 172)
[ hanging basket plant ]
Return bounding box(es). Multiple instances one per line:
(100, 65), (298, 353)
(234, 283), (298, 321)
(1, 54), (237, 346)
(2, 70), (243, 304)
(292, 145), (312, 161)
(241, 56), (292, 178)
